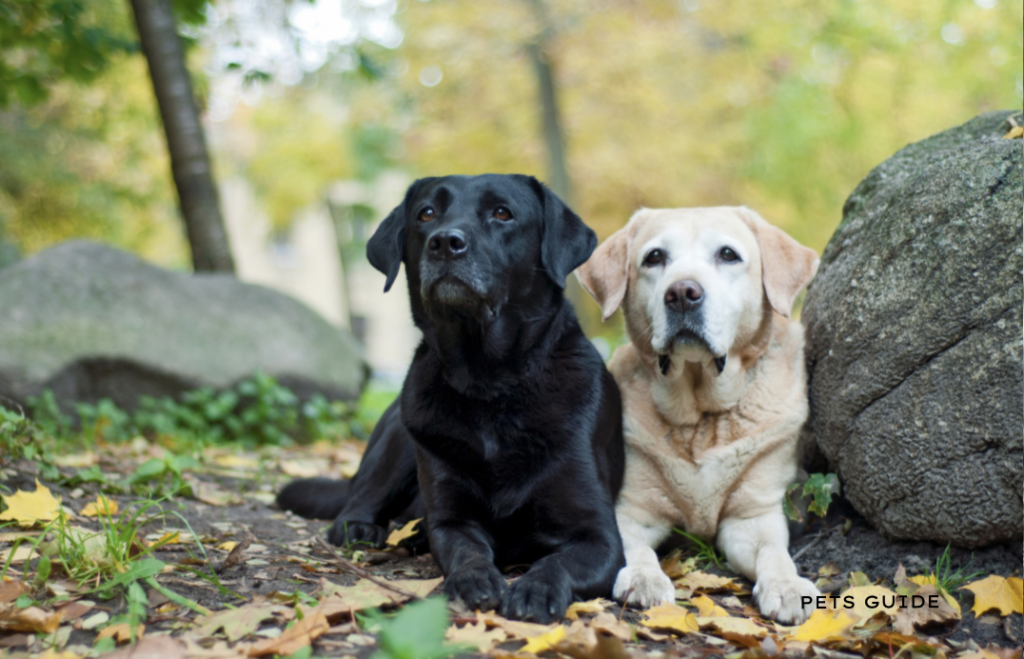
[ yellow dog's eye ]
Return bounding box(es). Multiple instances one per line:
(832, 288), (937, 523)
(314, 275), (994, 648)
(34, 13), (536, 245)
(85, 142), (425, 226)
(719, 246), (740, 263)
(643, 249), (666, 267)
(419, 207), (436, 222)
(493, 206), (512, 221)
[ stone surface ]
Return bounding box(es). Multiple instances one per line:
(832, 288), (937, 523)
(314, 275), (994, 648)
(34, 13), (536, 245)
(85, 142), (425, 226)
(0, 241), (367, 411)
(802, 110), (1023, 548)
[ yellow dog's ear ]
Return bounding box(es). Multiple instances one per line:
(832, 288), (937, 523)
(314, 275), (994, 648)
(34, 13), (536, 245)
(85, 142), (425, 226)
(736, 207), (819, 318)
(576, 223), (631, 321)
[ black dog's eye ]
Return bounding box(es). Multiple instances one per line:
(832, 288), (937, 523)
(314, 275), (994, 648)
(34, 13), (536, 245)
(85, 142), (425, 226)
(719, 246), (741, 263)
(493, 206), (513, 221)
(418, 207), (436, 222)
(643, 249), (666, 267)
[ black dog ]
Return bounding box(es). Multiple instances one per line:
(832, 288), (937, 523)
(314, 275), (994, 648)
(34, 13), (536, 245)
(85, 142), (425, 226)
(278, 174), (624, 622)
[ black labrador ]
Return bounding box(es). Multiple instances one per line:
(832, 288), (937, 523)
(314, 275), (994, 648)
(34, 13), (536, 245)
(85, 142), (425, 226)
(278, 174), (624, 622)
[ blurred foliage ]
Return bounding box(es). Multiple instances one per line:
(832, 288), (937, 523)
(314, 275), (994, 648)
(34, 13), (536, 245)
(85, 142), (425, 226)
(27, 372), (361, 448)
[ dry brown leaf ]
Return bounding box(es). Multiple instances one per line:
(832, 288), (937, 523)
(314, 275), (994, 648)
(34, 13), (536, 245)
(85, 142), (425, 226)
(476, 610), (558, 639)
(552, 620), (631, 659)
(640, 603), (699, 634)
(386, 518), (422, 547)
(835, 585), (900, 620)
(103, 634), (187, 659)
(0, 578), (26, 604)
(445, 621), (508, 651)
(677, 571), (745, 593)
(247, 612), (329, 657)
(587, 612), (632, 641)
(0, 480), (61, 527)
(96, 622), (145, 644)
(194, 603), (280, 641)
(319, 577), (443, 611)
(695, 615), (767, 639)
(0, 601), (63, 633)
(891, 584), (959, 634)
(962, 575), (1023, 617)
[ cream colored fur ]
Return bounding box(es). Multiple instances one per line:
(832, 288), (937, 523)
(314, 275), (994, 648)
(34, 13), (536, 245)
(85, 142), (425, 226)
(577, 206), (820, 624)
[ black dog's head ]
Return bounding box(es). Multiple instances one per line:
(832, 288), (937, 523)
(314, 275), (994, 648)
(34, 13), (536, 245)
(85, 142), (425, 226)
(367, 175), (596, 328)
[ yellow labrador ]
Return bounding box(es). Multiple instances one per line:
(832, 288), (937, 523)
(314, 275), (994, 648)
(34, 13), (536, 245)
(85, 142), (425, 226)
(577, 206), (820, 624)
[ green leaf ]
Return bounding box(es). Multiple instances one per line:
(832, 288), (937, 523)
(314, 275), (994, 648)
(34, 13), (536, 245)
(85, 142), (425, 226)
(127, 458), (167, 484)
(369, 597), (464, 659)
(91, 558), (166, 595)
(802, 473), (841, 517)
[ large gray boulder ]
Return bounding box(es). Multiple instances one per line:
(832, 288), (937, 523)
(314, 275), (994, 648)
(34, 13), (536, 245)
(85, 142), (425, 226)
(802, 110), (1023, 548)
(0, 241), (367, 411)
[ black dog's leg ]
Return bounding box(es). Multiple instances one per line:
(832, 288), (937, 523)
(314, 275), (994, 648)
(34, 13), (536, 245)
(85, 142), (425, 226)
(278, 401), (420, 548)
(498, 523), (623, 622)
(431, 521), (508, 611)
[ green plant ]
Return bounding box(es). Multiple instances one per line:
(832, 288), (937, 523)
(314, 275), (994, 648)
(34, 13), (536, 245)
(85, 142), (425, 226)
(672, 529), (727, 571)
(929, 545), (983, 597)
(784, 472), (841, 522)
(365, 597), (466, 659)
(125, 453), (198, 497)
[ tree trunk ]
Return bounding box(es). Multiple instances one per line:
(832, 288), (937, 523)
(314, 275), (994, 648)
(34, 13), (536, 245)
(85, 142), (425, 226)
(525, 0), (572, 205)
(129, 0), (235, 273)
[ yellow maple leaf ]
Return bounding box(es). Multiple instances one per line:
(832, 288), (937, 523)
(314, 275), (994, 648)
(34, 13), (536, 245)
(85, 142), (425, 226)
(788, 609), (859, 642)
(80, 496), (117, 518)
(962, 575), (1023, 617)
(520, 624), (566, 653)
(640, 603), (700, 634)
(0, 480), (61, 527)
(386, 518), (422, 547)
(677, 570), (745, 593)
(836, 585), (900, 620)
(691, 594), (729, 617)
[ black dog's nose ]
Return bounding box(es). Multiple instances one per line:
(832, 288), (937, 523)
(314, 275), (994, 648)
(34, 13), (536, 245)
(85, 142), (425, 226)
(427, 229), (468, 260)
(664, 279), (703, 312)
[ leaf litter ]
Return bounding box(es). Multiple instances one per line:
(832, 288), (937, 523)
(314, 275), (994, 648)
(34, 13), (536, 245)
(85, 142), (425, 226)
(0, 436), (1020, 658)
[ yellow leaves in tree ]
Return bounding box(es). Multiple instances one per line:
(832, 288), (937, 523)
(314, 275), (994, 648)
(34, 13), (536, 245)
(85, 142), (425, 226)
(386, 518), (422, 547)
(80, 496), (117, 517)
(640, 603), (699, 634)
(962, 575), (1023, 617)
(788, 609), (859, 642)
(0, 480), (61, 527)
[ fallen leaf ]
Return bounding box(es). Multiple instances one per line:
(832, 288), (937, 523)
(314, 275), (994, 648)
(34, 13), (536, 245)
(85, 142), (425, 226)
(52, 453), (97, 469)
(247, 611), (329, 657)
(218, 535), (252, 572)
(96, 622), (145, 644)
(962, 575), (1023, 617)
(0, 480), (61, 527)
(476, 611), (558, 639)
(891, 584), (959, 634)
(818, 562), (841, 577)
(103, 635), (187, 659)
(80, 496), (117, 518)
(787, 609), (858, 642)
(695, 616), (768, 639)
(217, 541), (239, 552)
(319, 577), (443, 611)
(280, 460), (326, 479)
(446, 621), (508, 651)
(691, 594), (729, 617)
(587, 612), (632, 641)
(521, 624), (567, 653)
(640, 603), (700, 634)
(194, 603), (280, 641)
(0, 578), (26, 604)
(189, 479), (243, 506)
(386, 518), (422, 547)
(1005, 126), (1024, 139)
(677, 571), (745, 593)
(836, 585), (900, 619)
(212, 454), (259, 470)
(565, 598), (610, 620)
(0, 602), (62, 633)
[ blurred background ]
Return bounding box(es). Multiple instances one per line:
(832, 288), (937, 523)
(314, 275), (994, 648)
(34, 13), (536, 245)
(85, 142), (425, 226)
(1, 0), (1021, 403)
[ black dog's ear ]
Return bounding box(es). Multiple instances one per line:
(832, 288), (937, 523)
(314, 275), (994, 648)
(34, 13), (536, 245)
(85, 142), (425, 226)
(367, 179), (430, 293)
(529, 178), (598, 289)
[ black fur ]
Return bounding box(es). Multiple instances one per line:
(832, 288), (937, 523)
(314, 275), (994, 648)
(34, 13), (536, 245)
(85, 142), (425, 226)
(278, 174), (624, 622)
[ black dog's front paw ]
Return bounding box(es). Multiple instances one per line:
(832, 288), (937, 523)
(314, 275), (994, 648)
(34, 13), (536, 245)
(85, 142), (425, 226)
(444, 563), (508, 611)
(326, 519), (387, 548)
(499, 571), (572, 623)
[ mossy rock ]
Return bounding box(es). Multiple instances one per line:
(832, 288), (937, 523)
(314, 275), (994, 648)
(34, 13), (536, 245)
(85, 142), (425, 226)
(802, 110), (1023, 548)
